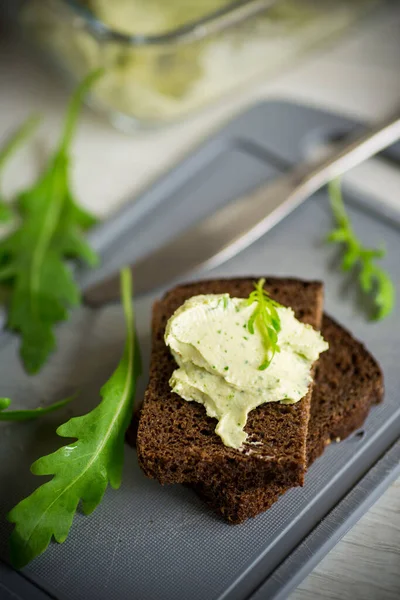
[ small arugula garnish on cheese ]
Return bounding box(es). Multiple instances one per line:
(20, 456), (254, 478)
(246, 278), (281, 370)
(8, 268), (141, 569)
(327, 179), (395, 320)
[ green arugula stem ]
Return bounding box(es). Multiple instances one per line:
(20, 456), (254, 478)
(0, 395), (74, 422)
(0, 114), (41, 172)
(30, 70), (103, 319)
(30, 154), (67, 319)
(0, 114), (41, 223)
(60, 69), (103, 155)
(327, 179), (395, 320)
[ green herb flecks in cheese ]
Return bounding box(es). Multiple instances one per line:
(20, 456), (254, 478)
(165, 286), (328, 449)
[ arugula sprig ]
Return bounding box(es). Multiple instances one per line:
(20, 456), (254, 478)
(0, 395), (74, 422)
(8, 267), (140, 569)
(0, 114), (41, 222)
(0, 71), (102, 374)
(246, 278), (281, 370)
(327, 179), (395, 320)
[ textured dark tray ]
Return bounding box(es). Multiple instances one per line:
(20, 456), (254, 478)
(0, 100), (399, 600)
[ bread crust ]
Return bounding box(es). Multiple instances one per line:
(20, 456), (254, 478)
(191, 314), (384, 523)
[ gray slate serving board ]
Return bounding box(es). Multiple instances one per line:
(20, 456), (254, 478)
(0, 101), (399, 600)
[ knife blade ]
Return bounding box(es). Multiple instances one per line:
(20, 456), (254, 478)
(84, 106), (400, 307)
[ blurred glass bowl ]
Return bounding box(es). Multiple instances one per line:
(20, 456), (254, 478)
(21, 0), (380, 130)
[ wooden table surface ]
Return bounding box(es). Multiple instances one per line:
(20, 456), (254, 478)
(1, 3), (399, 598)
(291, 479), (400, 600)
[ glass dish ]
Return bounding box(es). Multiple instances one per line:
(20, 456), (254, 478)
(21, 0), (380, 130)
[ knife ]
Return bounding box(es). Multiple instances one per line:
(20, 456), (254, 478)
(84, 106), (400, 307)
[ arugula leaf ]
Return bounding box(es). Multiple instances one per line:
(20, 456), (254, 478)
(8, 267), (140, 569)
(0, 395), (74, 422)
(0, 114), (41, 222)
(0, 72), (101, 374)
(246, 278), (281, 370)
(327, 179), (395, 320)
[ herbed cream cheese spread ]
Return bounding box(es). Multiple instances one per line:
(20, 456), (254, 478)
(165, 293), (328, 449)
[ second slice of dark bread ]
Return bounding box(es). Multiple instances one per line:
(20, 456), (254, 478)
(192, 314), (384, 523)
(136, 277), (324, 491)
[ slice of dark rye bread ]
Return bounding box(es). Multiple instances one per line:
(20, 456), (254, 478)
(136, 278), (324, 491)
(191, 314), (384, 523)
